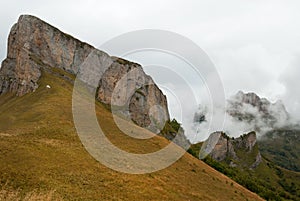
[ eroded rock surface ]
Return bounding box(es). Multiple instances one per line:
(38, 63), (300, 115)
(202, 131), (262, 169)
(0, 15), (170, 130)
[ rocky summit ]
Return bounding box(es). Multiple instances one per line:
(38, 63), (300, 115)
(227, 91), (289, 128)
(0, 15), (169, 129)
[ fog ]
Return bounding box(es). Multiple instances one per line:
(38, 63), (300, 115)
(1, 1), (300, 142)
(191, 91), (300, 142)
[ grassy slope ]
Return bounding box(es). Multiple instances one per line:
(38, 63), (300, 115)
(204, 155), (300, 201)
(0, 70), (263, 201)
(259, 130), (300, 172)
(188, 139), (300, 200)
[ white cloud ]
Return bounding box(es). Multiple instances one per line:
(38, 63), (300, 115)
(210, 44), (289, 98)
(1, 0), (300, 140)
(280, 56), (300, 120)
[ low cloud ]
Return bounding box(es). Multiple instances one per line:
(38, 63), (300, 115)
(280, 56), (300, 121)
(190, 91), (299, 143)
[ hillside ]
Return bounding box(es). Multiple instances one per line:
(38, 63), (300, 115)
(189, 132), (300, 201)
(259, 129), (300, 172)
(0, 15), (263, 200)
(0, 69), (264, 200)
(0, 14), (170, 133)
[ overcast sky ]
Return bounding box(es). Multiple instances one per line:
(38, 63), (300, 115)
(1, 0), (300, 140)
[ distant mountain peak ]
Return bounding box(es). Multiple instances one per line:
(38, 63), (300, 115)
(193, 91), (291, 138)
(227, 91), (289, 132)
(230, 91), (271, 111)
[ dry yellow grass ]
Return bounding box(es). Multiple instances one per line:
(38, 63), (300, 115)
(0, 70), (264, 200)
(0, 184), (61, 201)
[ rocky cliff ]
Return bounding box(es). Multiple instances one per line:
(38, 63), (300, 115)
(227, 91), (289, 128)
(97, 57), (169, 130)
(201, 131), (262, 169)
(0, 15), (169, 130)
(0, 15), (97, 96)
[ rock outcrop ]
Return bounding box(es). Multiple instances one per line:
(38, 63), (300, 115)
(201, 131), (262, 169)
(209, 132), (237, 161)
(0, 15), (97, 96)
(0, 15), (170, 130)
(97, 57), (169, 129)
(227, 91), (289, 127)
(193, 91), (291, 138)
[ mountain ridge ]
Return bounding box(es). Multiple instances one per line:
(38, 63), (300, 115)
(200, 131), (262, 169)
(189, 91), (300, 200)
(227, 91), (290, 132)
(0, 14), (264, 200)
(0, 14), (170, 132)
(189, 130), (300, 200)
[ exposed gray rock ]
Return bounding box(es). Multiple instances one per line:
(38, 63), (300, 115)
(97, 57), (169, 130)
(227, 91), (289, 128)
(201, 131), (262, 169)
(0, 15), (170, 131)
(234, 131), (257, 152)
(0, 15), (97, 96)
(250, 152), (262, 169)
(207, 132), (237, 161)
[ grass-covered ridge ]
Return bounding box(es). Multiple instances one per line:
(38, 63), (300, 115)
(0, 70), (263, 200)
(259, 129), (300, 172)
(188, 133), (300, 201)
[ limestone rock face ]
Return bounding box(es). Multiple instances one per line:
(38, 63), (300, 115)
(0, 15), (98, 96)
(204, 131), (262, 169)
(0, 15), (170, 130)
(234, 131), (257, 152)
(97, 57), (169, 130)
(209, 133), (236, 161)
